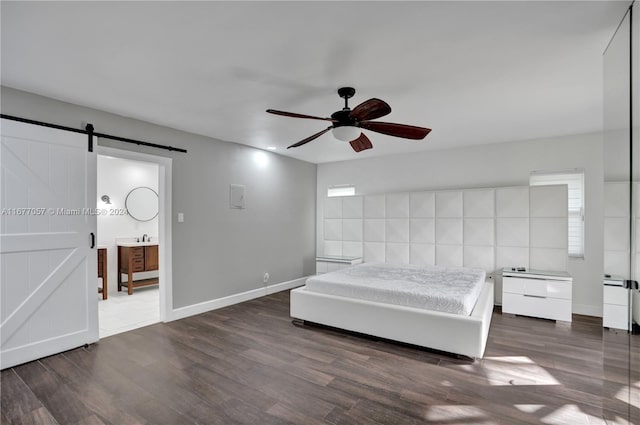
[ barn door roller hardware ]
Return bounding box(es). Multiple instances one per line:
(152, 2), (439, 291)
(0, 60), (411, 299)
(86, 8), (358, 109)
(1, 114), (187, 153)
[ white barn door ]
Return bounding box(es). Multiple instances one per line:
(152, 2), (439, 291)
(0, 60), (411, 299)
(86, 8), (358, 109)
(1, 118), (98, 369)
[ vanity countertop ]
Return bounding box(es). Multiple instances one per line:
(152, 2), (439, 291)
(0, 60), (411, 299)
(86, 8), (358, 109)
(117, 241), (157, 247)
(115, 237), (158, 247)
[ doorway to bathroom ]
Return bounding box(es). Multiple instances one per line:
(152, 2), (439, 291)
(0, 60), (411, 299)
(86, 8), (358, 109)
(96, 146), (172, 338)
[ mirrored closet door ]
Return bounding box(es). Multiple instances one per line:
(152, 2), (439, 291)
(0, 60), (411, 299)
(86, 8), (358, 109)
(603, 4), (638, 423)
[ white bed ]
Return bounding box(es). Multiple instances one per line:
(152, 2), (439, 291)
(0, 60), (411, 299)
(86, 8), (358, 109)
(290, 262), (494, 358)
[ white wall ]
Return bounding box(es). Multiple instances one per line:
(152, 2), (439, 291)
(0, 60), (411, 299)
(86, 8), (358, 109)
(317, 133), (604, 316)
(97, 156), (159, 294)
(2, 86), (317, 312)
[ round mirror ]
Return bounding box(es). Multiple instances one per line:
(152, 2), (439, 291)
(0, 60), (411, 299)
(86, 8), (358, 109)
(125, 187), (159, 222)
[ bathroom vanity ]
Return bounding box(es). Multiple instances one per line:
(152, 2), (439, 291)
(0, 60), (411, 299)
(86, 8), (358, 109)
(97, 247), (108, 300)
(117, 242), (159, 295)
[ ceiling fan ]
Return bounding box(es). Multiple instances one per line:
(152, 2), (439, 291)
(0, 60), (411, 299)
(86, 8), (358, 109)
(266, 87), (431, 152)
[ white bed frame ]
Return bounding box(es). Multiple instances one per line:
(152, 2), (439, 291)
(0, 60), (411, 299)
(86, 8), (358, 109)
(290, 280), (494, 359)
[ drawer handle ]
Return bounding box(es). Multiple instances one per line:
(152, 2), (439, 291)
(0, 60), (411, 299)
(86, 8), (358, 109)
(523, 294), (547, 299)
(506, 275), (567, 282)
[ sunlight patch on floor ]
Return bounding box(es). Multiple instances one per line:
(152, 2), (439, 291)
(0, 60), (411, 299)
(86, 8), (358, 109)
(481, 356), (560, 386)
(424, 405), (491, 424)
(514, 404), (545, 413)
(540, 404), (603, 425)
(632, 381), (640, 409)
(615, 386), (630, 404)
(612, 383), (640, 415)
(484, 356), (536, 364)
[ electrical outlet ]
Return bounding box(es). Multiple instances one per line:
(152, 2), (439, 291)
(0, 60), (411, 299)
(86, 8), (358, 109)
(263, 272), (269, 283)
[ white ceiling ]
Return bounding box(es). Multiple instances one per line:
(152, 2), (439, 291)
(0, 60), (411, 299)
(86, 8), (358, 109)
(1, 1), (629, 164)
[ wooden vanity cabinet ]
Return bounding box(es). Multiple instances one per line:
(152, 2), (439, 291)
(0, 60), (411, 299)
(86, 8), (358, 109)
(117, 245), (159, 295)
(97, 248), (107, 300)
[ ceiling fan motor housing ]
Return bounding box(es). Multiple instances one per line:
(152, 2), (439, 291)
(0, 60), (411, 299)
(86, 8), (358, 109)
(337, 87), (355, 99)
(331, 109), (355, 127)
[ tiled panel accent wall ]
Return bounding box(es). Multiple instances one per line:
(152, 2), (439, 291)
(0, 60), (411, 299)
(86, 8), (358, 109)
(363, 194), (386, 262)
(410, 191), (435, 266)
(322, 185), (568, 275)
(385, 193), (411, 264)
(604, 182), (630, 277)
(324, 196), (364, 258)
(463, 189), (495, 271)
(435, 191), (463, 266)
(496, 186), (530, 270)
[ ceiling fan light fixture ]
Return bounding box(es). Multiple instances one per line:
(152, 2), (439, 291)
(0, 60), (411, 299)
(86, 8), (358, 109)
(266, 87), (431, 152)
(332, 126), (360, 142)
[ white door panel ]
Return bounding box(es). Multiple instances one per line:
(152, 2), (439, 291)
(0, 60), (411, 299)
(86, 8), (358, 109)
(1, 118), (98, 369)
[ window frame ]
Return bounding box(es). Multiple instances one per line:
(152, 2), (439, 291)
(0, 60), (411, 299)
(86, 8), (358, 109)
(327, 185), (356, 197)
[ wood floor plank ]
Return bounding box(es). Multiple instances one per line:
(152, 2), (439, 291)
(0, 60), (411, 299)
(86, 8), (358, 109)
(2, 291), (637, 424)
(8, 406), (60, 425)
(72, 414), (108, 425)
(40, 354), (146, 425)
(12, 361), (98, 425)
(1, 368), (46, 422)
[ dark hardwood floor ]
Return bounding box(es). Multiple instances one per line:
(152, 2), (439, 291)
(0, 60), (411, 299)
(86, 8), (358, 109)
(2, 290), (638, 425)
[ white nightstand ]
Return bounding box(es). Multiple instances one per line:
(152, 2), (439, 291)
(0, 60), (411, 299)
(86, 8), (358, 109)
(316, 255), (362, 274)
(502, 268), (573, 322)
(603, 277), (629, 330)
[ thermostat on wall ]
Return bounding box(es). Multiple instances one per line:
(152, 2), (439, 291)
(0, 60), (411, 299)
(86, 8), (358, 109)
(230, 184), (245, 209)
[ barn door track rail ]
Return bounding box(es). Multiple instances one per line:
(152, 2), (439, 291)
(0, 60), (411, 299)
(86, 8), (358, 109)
(1, 114), (187, 153)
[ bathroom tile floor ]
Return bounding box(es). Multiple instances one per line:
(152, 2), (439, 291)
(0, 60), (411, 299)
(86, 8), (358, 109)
(98, 286), (160, 338)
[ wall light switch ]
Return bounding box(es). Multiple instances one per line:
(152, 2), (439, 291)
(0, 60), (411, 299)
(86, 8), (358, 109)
(178, 213), (184, 223)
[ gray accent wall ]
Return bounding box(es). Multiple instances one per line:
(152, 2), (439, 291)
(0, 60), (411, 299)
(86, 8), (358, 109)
(317, 133), (604, 316)
(2, 86), (317, 309)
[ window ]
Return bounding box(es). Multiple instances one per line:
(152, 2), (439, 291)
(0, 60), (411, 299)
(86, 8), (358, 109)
(327, 185), (355, 197)
(530, 170), (585, 258)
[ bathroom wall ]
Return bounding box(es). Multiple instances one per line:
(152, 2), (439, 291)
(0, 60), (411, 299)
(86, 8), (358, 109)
(97, 155), (159, 294)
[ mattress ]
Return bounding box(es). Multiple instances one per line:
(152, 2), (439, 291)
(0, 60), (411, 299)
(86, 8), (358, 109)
(305, 262), (486, 315)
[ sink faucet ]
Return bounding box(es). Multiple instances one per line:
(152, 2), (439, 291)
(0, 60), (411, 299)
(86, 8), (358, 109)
(142, 234), (148, 242)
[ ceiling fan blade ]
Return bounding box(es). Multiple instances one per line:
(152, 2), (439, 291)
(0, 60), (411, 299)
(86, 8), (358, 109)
(359, 121), (431, 140)
(349, 98), (392, 121)
(266, 109), (336, 121)
(349, 133), (373, 152)
(287, 126), (333, 149)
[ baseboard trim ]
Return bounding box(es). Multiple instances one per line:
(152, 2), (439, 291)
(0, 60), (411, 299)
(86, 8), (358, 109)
(573, 303), (602, 318)
(266, 278), (307, 295)
(167, 276), (308, 322)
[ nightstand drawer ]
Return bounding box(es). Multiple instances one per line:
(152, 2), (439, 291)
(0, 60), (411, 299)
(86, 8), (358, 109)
(316, 261), (328, 274)
(328, 262), (348, 272)
(545, 280), (571, 300)
(503, 276), (570, 299)
(501, 269), (572, 322)
(604, 285), (628, 306)
(315, 256), (362, 275)
(603, 304), (628, 329)
(502, 293), (572, 322)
